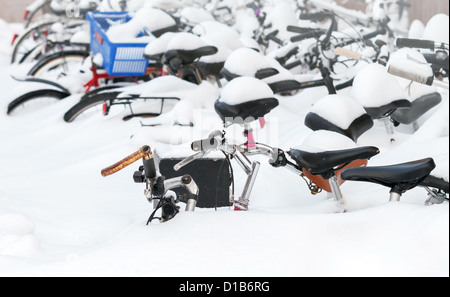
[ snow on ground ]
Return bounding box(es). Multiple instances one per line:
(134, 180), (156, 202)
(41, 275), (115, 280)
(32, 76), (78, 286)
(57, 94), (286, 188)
(0, 15), (448, 277)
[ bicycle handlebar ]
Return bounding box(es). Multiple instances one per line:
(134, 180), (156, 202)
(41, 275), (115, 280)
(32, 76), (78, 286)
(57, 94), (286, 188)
(291, 30), (326, 43)
(101, 145), (155, 177)
(191, 137), (220, 152)
(335, 47), (362, 60)
(396, 38), (436, 51)
(287, 26), (311, 34)
(265, 30), (284, 46)
(388, 64), (449, 89)
(299, 11), (331, 22)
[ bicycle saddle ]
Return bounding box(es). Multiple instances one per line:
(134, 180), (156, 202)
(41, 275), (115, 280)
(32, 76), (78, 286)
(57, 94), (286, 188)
(352, 63), (412, 119)
(164, 46), (218, 66)
(288, 146), (380, 177)
(215, 98), (279, 124)
(221, 48), (300, 94)
(364, 99), (412, 119)
(222, 67), (303, 94)
(341, 158), (436, 194)
(391, 92), (442, 125)
(214, 77), (279, 124)
(304, 95), (374, 142)
(197, 61), (225, 77)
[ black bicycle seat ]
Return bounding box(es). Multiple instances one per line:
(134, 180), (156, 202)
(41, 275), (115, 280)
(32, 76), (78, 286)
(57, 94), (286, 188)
(305, 112), (374, 142)
(164, 46), (218, 65)
(364, 99), (411, 119)
(341, 158), (436, 194)
(288, 146), (380, 177)
(215, 98), (279, 124)
(197, 61), (225, 77)
(221, 67), (280, 81)
(268, 80), (304, 94)
(151, 24), (179, 38)
(391, 92), (442, 125)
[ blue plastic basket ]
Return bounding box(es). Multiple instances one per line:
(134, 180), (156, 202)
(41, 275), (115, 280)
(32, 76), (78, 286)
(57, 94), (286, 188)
(87, 11), (149, 76)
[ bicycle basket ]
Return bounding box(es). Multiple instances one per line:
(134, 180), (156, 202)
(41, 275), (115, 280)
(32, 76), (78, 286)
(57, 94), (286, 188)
(87, 11), (149, 76)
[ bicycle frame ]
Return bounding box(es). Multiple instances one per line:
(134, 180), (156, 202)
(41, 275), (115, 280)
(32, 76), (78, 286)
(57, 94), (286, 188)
(174, 130), (347, 211)
(174, 130), (448, 212)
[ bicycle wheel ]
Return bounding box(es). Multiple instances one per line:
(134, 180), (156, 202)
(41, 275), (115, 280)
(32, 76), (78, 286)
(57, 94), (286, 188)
(11, 19), (57, 64)
(27, 50), (91, 78)
(80, 84), (129, 101)
(63, 91), (121, 123)
(24, 0), (53, 29)
(11, 18), (87, 64)
(7, 89), (70, 115)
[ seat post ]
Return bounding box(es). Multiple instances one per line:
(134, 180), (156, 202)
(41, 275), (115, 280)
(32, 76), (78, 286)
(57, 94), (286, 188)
(233, 150), (261, 211)
(328, 175), (344, 204)
(389, 191), (402, 202)
(244, 123), (256, 149)
(383, 117), (396, 142)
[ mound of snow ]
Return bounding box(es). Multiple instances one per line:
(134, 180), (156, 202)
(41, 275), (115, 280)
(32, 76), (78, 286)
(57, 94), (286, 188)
(351, 63), (407, 107)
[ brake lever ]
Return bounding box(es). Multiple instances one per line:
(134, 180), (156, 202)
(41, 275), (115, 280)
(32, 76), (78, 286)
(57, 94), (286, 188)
(174, 151), (207, 172)
(173, 131), (226, 171)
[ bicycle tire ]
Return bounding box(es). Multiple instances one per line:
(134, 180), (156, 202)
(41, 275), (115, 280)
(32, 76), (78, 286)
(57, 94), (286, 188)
(7, 89), (70, 115)
(80, 84), (129, 101)
(27, 50), (90, 78)
(24, 0), (52, 29)
(64, 91), (122, 123)
(11, 18), (58, 64)
(18, 43), (45, 64)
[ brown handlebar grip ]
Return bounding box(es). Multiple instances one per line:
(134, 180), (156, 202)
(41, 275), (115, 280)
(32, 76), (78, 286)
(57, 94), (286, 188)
(101, 145), (153, 177)
(335, 47), (362, 60)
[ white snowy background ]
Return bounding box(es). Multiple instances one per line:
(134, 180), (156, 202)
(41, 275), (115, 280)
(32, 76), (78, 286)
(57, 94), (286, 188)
(0, 2), (448, 277)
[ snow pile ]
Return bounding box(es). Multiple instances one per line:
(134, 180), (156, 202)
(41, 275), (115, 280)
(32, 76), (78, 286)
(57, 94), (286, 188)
(352, 63), (407, 107)
(144, 32), (176, 57)
(0, 3), (448, 278)
(223, 47), (296, 84)
(180, 7), (214, 25)
(423, 14), (449, 44)
(218, 77), (274, 105)
(309, 95), (368, 130)
(0, 214), (40, 258)
(166, 32), (210, 51)
(106, 7), (176, 43)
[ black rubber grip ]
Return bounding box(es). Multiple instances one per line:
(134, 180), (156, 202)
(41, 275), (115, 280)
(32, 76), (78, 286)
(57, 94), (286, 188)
(396, 38), (435, 51)
(143, 158), (157, 179)
(287, 26), (310, 34)
(265, 30), (283, 45)
(291, 30), (325, 42)
(299, 12), (327, 22)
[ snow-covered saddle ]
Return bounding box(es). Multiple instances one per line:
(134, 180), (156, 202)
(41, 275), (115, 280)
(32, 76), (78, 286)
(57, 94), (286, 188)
(163, 33), (218, 67)
(304, 95), (374, 142)
(221, 47), (302, 94)
(352, 63), (411, 119)
(214, 77), (279, 125)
